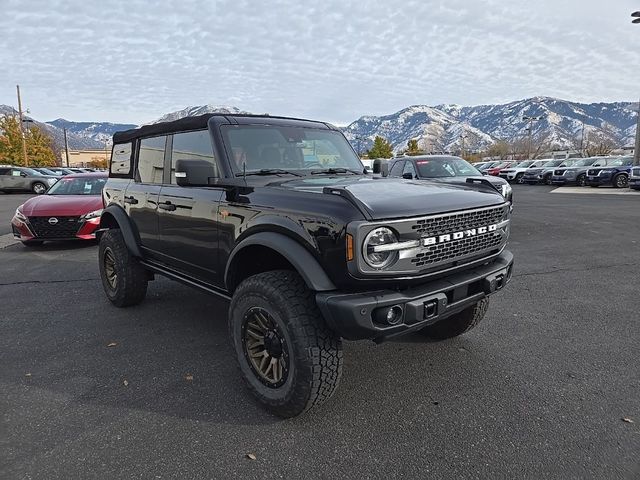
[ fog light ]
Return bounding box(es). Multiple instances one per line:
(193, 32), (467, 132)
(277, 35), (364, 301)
(374, 305), (404, 325)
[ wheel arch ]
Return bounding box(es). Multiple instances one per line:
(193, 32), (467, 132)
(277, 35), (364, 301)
(99, 205), (143, 258)
(225, 232), (336, 293)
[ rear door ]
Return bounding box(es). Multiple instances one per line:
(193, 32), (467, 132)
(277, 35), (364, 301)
(156, 129), (224, 284)
(0, 168), (11, 190)
(124, 135), (168, 256)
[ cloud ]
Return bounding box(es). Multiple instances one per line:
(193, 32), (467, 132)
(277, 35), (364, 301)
(0, 0), (638, 124)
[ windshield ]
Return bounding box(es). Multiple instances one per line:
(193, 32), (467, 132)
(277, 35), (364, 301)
(571, 158), (597, 167)
(542, 160), (562, 167)
(415, 157), (481, 178)
(20, 167), (44, 176)
(221, 125), (364, 174)
(46, 176), (107, 195)
(515, 161), (534, 168)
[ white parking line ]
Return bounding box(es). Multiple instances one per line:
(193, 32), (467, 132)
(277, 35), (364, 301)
(550, 187), (640, 195)
(0, 233), (19, 249)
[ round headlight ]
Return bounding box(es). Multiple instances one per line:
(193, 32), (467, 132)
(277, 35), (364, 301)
(363, 227), (399, 269)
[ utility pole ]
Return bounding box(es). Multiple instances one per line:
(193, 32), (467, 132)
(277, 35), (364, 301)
(460, 133), (467, 158)
(16, 85), (29, 167)
(634, 98), (640, 166)
(63, 127), (70, 167)
(579, 121), (586, 157)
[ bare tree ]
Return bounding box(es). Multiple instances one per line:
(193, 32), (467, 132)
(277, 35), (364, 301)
(584, 122), (618, 157)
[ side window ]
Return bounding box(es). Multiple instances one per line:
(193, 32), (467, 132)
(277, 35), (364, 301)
(137, 136), (167, 183)
(0, 168), (10, 175)
(11, 169), (23, 177)
(403, 161), (417, 178)
(110, 142), (132, 176)
(389, 160), (405, 177)
(170, 130), (217, 184)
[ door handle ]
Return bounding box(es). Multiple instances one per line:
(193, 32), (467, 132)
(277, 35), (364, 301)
(123, 195), (138, 205)
(158, 201), (176, 211)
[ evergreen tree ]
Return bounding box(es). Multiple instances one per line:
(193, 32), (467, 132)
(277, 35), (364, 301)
(406, 139), (422, 156)
(0, 115), (58, 166)
(367, 135), (394, 158)
(25, 125), (57, 166)
(0, 115), (25, 165)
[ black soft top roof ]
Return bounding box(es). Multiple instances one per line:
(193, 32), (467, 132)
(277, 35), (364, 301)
(112, 114), (334, 144)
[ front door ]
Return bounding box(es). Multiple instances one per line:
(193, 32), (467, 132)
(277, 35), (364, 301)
(156, 129), (224, 285)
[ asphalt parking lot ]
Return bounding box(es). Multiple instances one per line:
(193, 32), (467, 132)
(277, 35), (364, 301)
(1, 186), (639, 479)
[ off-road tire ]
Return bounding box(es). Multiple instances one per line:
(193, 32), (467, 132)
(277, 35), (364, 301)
(613, 173), (628, 189)
(99, 228), (148, 307)
(32, 182), (47, 194)
(229, 270), (343, 418)
(576, 174), (586, 187)
(419, 298), (489, 340)
(21, 240), (44, 247)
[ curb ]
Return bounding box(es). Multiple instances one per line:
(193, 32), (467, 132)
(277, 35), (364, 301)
(0, 233), (19, 249)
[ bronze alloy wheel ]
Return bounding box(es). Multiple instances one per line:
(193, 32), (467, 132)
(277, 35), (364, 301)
(103, 247), (117, 290)
(241, 307), (289, 388)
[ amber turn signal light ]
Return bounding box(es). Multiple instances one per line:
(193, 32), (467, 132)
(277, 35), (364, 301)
(346, 234), (354, 261)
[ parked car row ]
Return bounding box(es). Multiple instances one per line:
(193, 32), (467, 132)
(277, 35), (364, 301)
(474, 156), (637, 189)
(385, 155), (513, 202)
(0, 165), (104, 194)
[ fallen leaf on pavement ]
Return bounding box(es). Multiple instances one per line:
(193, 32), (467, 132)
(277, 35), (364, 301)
(25, 373), (32, 377)
(123, 379), (129, 386)
(622, 418), (634, 423)
(185, 374), (194, 381)
(107, 342), (117, 347)
(246, 453), (257, 460)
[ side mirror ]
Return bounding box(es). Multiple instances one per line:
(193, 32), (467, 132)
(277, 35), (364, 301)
(372, 159), (389, 177)
(481, 171), (488, 176)
(402, 172), (413, 179)
(21, 172), (28, 177)
(174, 159), (216, 186)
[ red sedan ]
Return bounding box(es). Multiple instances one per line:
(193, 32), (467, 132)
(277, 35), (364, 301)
(486, 161), (517, 176)
(11, 173), (107, 246)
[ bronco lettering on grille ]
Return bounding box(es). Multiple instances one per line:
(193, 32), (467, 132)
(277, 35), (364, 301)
(422, 224), (498, 246)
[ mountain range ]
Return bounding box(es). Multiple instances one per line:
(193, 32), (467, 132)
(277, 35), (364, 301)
(1, 98), (637, 153)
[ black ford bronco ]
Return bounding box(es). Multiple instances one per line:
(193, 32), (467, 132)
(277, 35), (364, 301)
(98, 114), (513, 417)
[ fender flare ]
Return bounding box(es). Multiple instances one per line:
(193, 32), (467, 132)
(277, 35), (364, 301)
(225, 232), (336, 292)
(100, 204), (143, 258)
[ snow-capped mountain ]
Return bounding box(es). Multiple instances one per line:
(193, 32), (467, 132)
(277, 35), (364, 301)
(344, 97), (638, 153)
(0, 104), (119, 150)
(149, 105), (251, 124)
(47, 119), (137, 145)
(2, 98), (637, 155)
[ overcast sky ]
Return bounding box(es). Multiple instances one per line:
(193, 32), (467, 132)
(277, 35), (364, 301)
(0, 0), (638, 125)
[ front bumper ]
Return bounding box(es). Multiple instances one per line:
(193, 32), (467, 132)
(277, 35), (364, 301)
(316, 250), (514, 342)
(629, 178), (640, 190)
(586, 175), (612, 186)
(499, 173), (517, 181)
(551, 176), (574, 185)
(522, 174), (542, 184)
(11, 215), (100, 242)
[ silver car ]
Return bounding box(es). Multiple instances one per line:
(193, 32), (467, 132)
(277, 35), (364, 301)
(0, 166), (59, 194)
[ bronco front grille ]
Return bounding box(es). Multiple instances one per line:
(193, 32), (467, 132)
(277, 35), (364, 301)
(632, 167), (640, 177)
(354, 204), (510, 276)
(553, 169), (564, 176)
(27, 216), (81, 238)
(411, 205), (508, 237)
(587, 169), (601, 176)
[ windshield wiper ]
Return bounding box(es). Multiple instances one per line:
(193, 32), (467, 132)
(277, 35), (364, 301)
(236, 169), (302, 177)
(310, 168), (361, 175)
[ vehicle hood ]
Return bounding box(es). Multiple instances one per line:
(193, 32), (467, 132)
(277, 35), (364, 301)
(267, 176), (505, 220)
(19, 195), (103, 217)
